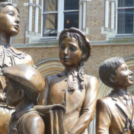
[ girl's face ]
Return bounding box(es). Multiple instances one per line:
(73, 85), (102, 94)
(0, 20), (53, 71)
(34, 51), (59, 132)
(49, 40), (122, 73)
(59, 36), (82, 67)
(0, 5), (20, 36)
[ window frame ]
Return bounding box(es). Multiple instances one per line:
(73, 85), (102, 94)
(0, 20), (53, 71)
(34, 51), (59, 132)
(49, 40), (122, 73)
(41, 0), (79, 38)
(116, 0), (134, 36)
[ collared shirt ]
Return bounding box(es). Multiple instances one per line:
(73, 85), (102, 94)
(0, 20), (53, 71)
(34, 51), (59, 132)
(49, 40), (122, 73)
(116, 88), (132, 107)
(7, 104), (34, 134)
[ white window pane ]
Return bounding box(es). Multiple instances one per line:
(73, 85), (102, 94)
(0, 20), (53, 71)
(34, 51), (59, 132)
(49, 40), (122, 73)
(64, 12), (78, 29)
(118, 0), (134, 7)
(44, 0), (58, 12)
(118, 9), (134, 34)
(64, 0), (79, 10)
(43, 14), (57, 36)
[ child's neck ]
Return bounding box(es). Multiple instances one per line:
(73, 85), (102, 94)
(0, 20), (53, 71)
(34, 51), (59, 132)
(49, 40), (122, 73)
(115, 87), (128, 94)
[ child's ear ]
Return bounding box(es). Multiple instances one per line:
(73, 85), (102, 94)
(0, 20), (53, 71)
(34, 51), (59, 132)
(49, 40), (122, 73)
(109, 74), (117, 83)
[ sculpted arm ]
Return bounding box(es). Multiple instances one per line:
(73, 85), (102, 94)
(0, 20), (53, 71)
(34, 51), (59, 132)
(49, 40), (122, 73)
(23, 114), (45, 134)
(38, 76), (50, 105)
(69, 76), (98, 134)
(26, 55), (34, 66)
(96, 99), (111, 134)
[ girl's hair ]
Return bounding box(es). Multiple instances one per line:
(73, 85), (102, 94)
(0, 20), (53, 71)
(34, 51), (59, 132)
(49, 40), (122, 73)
(59, 27), (92, 62)
(0, 2), (19, 13)
(59, 27), (92, 90)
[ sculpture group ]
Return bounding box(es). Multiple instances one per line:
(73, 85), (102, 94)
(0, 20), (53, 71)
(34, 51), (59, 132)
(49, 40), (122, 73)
(0, 1), (134, 134)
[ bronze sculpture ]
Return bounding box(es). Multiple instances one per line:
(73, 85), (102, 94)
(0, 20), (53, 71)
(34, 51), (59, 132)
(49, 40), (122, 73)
(0, 2), (34, 134)
(39, 27), (98, 134)
(2, 64), (66, 134)
(96, 57), (134, 134)
(2, 65), (45, 134)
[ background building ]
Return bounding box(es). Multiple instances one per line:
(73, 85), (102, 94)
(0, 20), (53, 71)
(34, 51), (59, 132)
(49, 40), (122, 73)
(8, 0), (134, 133)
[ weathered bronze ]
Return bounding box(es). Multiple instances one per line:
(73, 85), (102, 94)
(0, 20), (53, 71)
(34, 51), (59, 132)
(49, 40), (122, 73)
(96, 57), (134, 134)
(39, 27), (98, 134)
(2, 64), (66, 134)
(0, 2), (34, 134)
(2, 65), (45, 134)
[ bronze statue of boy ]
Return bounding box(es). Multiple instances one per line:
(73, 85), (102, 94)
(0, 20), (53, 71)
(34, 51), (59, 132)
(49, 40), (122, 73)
(2, 65), (45, 134)
(96, 57), (134, 134)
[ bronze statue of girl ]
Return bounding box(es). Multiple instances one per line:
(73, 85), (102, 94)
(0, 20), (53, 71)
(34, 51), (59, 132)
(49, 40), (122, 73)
(0, 2), (34, 134)
(39, 27), (98, 134)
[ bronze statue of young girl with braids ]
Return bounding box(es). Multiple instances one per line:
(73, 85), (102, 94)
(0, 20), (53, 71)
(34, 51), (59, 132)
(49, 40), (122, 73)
(39, 27), (98, 134)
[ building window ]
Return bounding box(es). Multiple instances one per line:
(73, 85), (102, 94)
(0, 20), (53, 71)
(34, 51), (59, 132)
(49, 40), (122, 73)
(117, 0), (134, 34)
(42, 0), (79, 37)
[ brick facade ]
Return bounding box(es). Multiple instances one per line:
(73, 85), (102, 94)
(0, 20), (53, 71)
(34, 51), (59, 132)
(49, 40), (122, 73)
(15, 43), (134, 79)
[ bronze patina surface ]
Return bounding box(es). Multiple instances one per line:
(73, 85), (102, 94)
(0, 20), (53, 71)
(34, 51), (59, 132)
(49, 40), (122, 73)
(96, 57), (134, 134)
(39, 27), (98, 134)
(0, 2), (34, 134)
(3, 64), (66, 134)
(2, 65), (45, 134)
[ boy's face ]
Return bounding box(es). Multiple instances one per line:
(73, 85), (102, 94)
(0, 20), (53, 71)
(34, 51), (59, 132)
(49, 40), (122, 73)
(3, 78), (21, 106)
(114, 63), (133, 88)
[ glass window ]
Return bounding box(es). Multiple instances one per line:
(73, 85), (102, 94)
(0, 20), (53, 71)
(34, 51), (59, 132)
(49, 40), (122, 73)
(118, 0), (134, 7)
(43, 0), (58, 12)
(64, 0), (79, 10)
(117, 0), (134, 34)
(43, 0), (58, 36)
(43, 14), (57, 36)
(42, 0), (79, 37)
(64, 12), (79, 29)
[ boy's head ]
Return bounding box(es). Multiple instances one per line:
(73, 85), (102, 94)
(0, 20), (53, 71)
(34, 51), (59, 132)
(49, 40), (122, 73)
(99, 57), (133, 88)
(2, 64), (45, 106)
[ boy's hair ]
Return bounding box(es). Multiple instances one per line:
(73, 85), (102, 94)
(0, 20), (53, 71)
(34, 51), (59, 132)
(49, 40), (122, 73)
(9, 79), (38, 105)
(99, 57), (125, 88)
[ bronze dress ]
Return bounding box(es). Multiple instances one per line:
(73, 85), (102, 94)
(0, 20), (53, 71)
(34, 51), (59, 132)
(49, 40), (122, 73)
(39, 70), (98, 134)
(0, 44), (34, 134)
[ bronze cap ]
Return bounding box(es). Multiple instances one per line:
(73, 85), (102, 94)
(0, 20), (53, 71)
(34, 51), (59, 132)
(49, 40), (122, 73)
(2, 64), (45, 94)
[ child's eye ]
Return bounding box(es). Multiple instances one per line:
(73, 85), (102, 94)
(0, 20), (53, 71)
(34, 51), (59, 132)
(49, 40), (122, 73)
(70, 46), (77, 51)
(8, 11), (14, 16)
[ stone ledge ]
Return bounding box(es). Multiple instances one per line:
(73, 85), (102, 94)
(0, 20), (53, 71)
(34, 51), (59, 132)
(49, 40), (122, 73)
(12, 36), (134, 48)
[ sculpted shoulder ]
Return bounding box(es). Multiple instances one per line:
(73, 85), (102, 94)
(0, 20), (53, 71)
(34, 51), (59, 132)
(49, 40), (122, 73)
(84, 74), (98, 89)
(97, 95), (113, 108)
(45, 71), (66, 85)
(22, 113), (45, 134)
(25, 54), (34, 66)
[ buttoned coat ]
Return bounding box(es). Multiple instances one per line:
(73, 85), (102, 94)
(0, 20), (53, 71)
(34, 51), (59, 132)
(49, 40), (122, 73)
(39, 71), (98, 134)
(96, 91), (134, 134)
